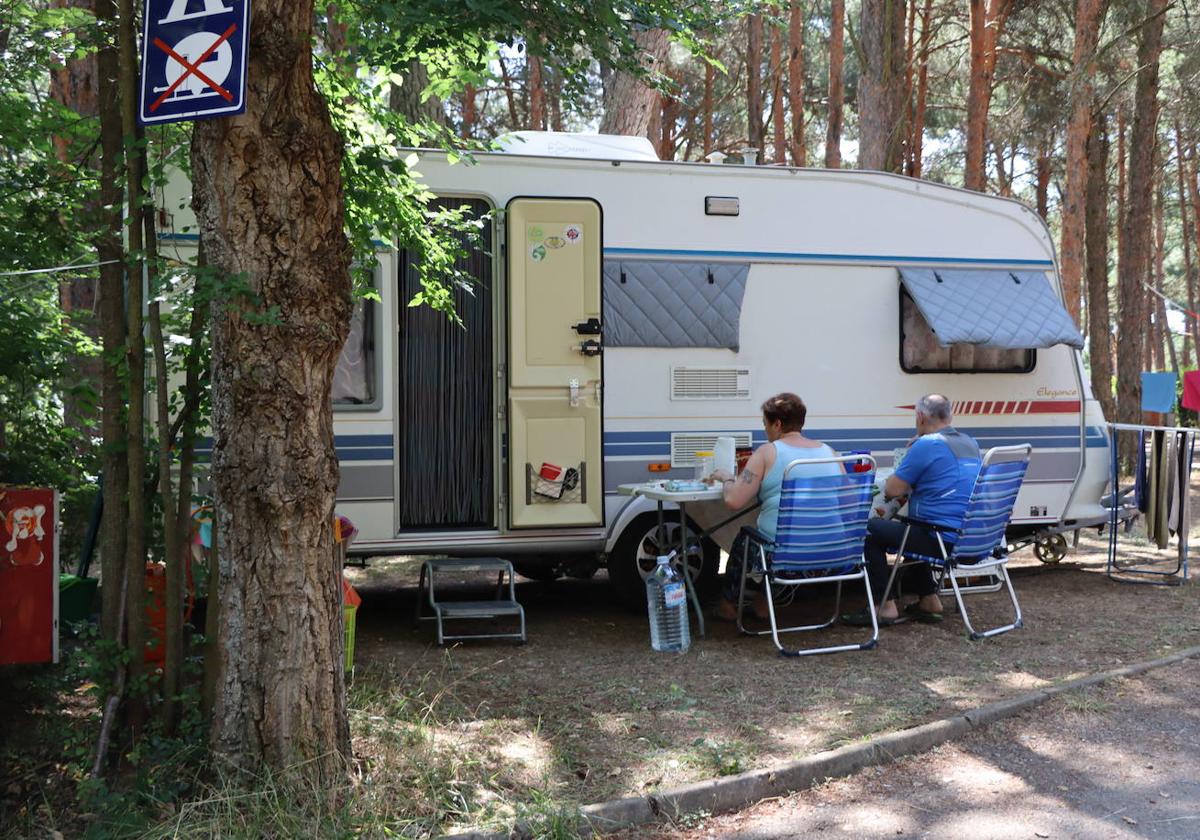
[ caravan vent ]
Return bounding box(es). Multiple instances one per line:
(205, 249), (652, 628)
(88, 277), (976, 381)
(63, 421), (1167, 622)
(671, 432), (754, 467)
(670, 366), (752, 401)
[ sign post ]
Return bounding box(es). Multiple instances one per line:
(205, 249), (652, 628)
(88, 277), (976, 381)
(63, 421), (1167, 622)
(139, 0), (250, 125)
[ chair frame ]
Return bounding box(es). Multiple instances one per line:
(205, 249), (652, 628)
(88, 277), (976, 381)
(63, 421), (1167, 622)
(737, 454), (879, 657)
(879, 443), (1032, 640)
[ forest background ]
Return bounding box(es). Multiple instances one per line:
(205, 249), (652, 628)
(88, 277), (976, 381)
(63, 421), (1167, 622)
(1, 0), (1199, 835)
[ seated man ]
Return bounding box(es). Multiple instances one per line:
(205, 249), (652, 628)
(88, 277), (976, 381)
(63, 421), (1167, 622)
(844, 394), (981, 626)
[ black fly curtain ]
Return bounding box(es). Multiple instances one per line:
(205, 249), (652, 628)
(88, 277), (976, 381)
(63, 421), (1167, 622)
(398, 198), (494, 529)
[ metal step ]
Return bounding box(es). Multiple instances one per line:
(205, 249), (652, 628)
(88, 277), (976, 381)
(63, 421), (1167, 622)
(434, 600), (523, 619)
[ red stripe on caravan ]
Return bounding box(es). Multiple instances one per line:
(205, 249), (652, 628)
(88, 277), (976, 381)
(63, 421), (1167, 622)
(1027, 400), (1082, 413)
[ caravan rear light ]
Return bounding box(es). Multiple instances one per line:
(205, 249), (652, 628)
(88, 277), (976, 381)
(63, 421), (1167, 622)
(648, 463), (671, 473)
(705, 196), (740, 216)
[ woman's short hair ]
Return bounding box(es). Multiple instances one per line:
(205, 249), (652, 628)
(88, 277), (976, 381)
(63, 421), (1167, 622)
(761, 392), (807, 432)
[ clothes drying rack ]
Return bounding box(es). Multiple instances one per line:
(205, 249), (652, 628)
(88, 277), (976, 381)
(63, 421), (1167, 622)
(1107, 422), (1197, 586)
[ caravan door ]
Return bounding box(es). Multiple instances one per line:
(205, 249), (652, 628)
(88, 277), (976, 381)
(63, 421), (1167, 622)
(506, 198), (604, 528)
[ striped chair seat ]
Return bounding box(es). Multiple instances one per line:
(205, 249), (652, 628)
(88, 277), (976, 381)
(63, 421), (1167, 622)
(736, 456), (879, 657)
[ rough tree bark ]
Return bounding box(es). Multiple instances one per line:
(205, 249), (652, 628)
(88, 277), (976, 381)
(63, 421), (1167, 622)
(857, 0), (908, 172)
(497, 54), (520, 127)
(1085, 112), (1115, 421)
(191, 0), (353, 782)
(910, 0), (933, 178)
(964, 0), (1013, 191)
(1153, 180), (1176, 374)
(825, 0), (844, 167)
(747, 14), (764, 161)
(528, 54), (545, 130)
(1035, 138), (1053, 219)
(702, 61), (714, 157)
(1115, 0), (1167, 438)
(788, 2), (805, 166)
(1174, 124), (1197, 362)
(95, 0), (128, 646)
(117, 0), (147, 734)
(1060, 0), (1107, 324)
(771, 24), (786, 163)
(461, 85), (476, 138)
(388, 60), (448, 126)
(1187, 140), (1200, 360)
(598, 28), (670, 138)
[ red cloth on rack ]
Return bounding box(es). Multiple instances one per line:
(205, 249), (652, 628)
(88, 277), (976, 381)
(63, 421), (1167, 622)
(1183, 370), (1200, 412)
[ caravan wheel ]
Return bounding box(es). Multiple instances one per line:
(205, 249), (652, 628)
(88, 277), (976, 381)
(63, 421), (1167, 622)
(608, 513), (719, 611)
(1033, 533), (1069, 564)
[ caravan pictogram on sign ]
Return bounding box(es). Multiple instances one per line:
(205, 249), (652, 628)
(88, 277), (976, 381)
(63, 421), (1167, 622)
(139, 0), (249, 125)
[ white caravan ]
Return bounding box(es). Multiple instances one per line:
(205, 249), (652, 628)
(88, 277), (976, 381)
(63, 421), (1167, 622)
(167, 133), (1110, 606)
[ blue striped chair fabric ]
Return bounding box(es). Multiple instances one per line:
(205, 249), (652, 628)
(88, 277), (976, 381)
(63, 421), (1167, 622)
(901, 459), (1029, 567)
(772, 471), (875, 574)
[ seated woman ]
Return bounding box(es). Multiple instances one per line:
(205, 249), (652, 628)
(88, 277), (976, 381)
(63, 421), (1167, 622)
(709, 392), (843, 621)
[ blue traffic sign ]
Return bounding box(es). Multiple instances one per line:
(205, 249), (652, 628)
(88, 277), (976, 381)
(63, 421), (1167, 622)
(139, 0), (249, 125)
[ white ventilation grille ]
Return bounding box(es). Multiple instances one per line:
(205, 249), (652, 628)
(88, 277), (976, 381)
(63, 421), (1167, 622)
(670, 366), (752, 401)
(671, 432), (754, 467)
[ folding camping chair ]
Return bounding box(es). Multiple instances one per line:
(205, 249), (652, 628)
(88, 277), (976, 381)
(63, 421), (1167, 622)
(880, 444), (1032, 640)
(736, 455), (879, 657)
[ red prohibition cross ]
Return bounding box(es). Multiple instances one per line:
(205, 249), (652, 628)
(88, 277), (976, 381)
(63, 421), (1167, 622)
(150, 22), (238, 112)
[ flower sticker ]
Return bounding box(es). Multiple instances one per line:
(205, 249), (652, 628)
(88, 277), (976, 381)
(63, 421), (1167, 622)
(530, 243), (547, 262)
(563, 224), (582, 244)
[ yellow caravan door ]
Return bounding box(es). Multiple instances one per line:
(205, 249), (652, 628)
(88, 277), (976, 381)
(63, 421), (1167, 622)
(507, 198), (603, 528)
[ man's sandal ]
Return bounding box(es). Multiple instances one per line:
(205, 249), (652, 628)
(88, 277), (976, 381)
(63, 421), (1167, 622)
(903, 602), (945, 623)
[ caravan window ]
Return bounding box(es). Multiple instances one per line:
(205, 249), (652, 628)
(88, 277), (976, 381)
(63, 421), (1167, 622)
(899, 288), (1034, 373)
(332, 278), (378, 407)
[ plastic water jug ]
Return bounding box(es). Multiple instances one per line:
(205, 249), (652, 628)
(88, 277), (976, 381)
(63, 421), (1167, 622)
(714, 436), (737, 476)
(646, 556), (691, 652)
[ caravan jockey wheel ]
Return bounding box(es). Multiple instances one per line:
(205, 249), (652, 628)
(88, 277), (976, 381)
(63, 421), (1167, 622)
(1033, 533), (1068, 564)
(608, 512), (719, 611)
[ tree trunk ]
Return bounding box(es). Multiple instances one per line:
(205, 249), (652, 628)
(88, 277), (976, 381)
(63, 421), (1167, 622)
(964, 0), (1012, 191)
(95, 0), (128, 647)
(1085, 112), (1115, 421)
(771, 24), (786, 163)
(1153, 180), (1176, 374)
(1175, 124), (1197, 362)
(825, 0), (844, 168)
(903, 0), (917, 175)
(1116, 105), (1126, 270)
(747, 14), (764, 162)
(461, 84), (476, 138)
(117, 0), (147, 736)
(1187, 141), (1200, 359)
(1115, 0), (1167, 434)
(702, 61), (714, 157)
(598, 28), (670, 137)
(497, 54), (520, 127)
(992, 140), (1012, 197)
(191, 0), (352, 782)
(788, 3), (805, 166)
(549, 69), (564, 132)
(388, 60), (447, 126)
(1035, 139), (1052, 219)
(857, 0), (908, 172)
(659, 86), (677, 160)
(528, 54), (545, 130)
(1060, 0), (1107, 325)
(910, 0), (933, 178)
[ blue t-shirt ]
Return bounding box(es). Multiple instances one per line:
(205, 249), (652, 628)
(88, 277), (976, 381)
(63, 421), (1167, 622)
(894, 427), (981, 538)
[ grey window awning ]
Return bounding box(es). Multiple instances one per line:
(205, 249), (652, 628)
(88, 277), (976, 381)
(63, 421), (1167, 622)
(898, 268), (1084, 350)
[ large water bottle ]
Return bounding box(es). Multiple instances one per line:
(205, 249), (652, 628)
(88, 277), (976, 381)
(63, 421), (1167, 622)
(646, 556), (691, 652)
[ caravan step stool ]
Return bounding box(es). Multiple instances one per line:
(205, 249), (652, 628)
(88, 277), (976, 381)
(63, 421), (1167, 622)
(416, 558), (527, 644)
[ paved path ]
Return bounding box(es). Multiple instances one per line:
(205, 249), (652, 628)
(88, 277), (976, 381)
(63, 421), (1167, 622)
(648, 657), (1200, 839)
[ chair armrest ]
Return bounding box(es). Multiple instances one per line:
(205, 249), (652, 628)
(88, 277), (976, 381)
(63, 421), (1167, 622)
(739, 525), (774, 545)
(894, 515), (961, 536)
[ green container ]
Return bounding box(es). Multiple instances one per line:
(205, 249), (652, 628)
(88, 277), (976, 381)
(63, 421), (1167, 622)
(59, 574), (99, 627)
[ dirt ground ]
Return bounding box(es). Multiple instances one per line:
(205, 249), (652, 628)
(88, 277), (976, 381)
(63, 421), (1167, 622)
(635, 656), (1200, 839)
(343, 519), (1200, 835)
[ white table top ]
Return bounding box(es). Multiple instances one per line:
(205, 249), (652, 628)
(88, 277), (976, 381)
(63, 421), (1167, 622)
(617, 481), (726, 503)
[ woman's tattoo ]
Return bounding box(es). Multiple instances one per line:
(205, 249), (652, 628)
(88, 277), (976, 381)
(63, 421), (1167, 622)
(739, 469), (757, 484)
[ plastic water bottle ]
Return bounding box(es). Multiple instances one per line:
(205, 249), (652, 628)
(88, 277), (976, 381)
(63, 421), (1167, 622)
(646, 556), (691, 652)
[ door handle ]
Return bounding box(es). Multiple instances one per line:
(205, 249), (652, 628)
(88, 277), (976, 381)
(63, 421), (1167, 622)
(569, 378), (580, 407)
(573, 318), (602, 335)
(579, 339), (602, 357)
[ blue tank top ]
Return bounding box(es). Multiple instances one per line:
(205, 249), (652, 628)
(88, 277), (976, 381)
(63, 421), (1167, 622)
(757, 440), (842, 541)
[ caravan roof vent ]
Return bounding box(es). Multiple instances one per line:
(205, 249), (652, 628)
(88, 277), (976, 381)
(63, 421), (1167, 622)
(671, 432), (755, 468)
(670, 366), (752, 401)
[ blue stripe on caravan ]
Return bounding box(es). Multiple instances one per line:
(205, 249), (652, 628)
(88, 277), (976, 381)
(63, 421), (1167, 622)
(335, 434), (394, 447)
(604, 247), (1055, 268)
